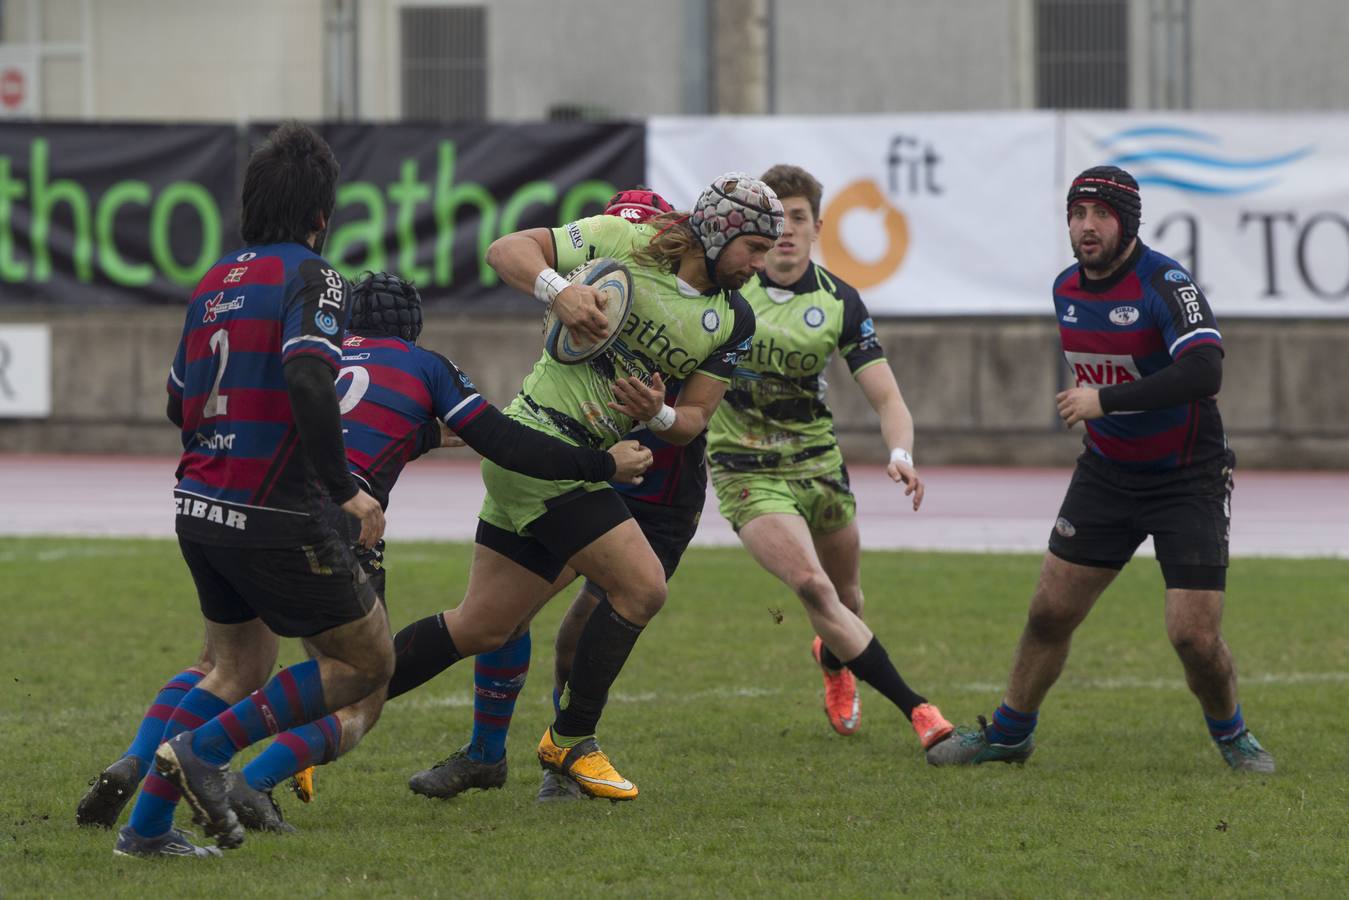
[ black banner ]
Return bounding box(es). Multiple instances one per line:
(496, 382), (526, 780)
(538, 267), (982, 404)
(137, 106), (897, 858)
(0, 121), (645, 308)
(0, 123), (238, 305)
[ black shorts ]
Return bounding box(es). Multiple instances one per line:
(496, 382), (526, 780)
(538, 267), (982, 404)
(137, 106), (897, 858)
(475, 487), (633, 583)
(581, 499), (701, 602)
(179, 530), (378, 639)
(320, 502), (387, 601)
(1047, 449), (1234, 590)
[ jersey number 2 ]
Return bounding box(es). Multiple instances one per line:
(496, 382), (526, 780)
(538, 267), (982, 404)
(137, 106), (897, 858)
(203, 329), (229, 418)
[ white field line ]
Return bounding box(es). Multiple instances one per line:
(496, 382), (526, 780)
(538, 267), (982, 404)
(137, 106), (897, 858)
(392, 670), (1349, 713)
(1, 672), (1342, 726)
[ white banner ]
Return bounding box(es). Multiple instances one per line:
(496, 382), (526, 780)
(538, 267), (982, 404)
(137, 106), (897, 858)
(1065, 114), (1348, 317)
(0, 324), (52, 417)
(0, 50), (37, 119)
(648, 115), (1062, 315)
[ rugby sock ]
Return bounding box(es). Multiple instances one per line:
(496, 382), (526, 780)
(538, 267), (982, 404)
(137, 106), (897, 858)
(127, 687), (229, 838)
(243, 715), (343, 792)
(817, 640), (846, 672)
(190, 659), (327, 766)
(468, 632), (531, 764)
(122, 667), (206, 780)
(987, 702), (1038, 745)
(386, 613), (462, 700)
(843, 637), (926, 719)
(552, 599), (644, 738)
(1205, 705), (1245, 743)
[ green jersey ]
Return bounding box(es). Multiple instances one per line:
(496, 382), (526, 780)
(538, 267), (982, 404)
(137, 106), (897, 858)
(707, 262), (886, 478)
(503, 214), (755, 450)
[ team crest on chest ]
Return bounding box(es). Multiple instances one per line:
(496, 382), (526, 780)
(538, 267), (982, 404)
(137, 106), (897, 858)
(803, 306), (825, 328)
(1109, 306), (1140, 326)
(702, 309), (720, 332)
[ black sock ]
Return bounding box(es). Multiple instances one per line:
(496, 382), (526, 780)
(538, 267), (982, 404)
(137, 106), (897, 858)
(819, 642), (845, 672)
(844, 637), (926, 719)
(553, 599), (644, 738)
(386, 613), (461, 700)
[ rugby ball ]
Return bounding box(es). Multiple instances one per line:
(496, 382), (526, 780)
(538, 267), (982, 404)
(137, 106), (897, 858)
(543, 257), (633, 365)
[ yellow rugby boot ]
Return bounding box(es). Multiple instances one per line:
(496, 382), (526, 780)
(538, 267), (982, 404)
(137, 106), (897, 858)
(289, 766), (315, 804)
(536, 728), (638, 801)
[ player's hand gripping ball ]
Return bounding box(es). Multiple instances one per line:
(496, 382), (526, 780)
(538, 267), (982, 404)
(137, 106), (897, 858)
(543, 257), (633, 365)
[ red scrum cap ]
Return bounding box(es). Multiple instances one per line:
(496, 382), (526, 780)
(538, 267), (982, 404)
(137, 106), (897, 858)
(603, 187), (674, 224)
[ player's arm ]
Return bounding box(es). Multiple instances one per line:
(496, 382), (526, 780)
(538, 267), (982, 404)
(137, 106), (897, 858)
(485, 227), (608, 344)
(166, 332), (187, 427)
(855, 364), (924, 509)
(1098, 345), (1222, 413)
(610, 370), (731, 447)
(284, 260), (384, 545)
(423, 349), (646, 484)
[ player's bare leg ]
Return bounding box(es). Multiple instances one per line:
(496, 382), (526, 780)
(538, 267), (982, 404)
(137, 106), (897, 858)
(1166, 588), (1273, 771)
(739, 513), (950, 746)
(1003, 555), (1118, 712)
(929, 554), (1116, 766)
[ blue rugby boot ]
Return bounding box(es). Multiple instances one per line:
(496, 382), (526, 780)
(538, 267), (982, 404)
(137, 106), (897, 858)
(1216, 730), (1275, 773)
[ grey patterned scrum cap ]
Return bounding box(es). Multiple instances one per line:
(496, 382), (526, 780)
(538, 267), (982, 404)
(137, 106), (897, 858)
(690, 172), (785, 264)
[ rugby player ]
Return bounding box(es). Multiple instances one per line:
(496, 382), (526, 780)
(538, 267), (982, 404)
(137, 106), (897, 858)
(402, 189), (718, 803)
(382, 173), (781, 801)
(927, 166), (1274, 772)
(109, 122), (393, 858)
(706, 165), (953, 750)
(80, 271), (650, 839)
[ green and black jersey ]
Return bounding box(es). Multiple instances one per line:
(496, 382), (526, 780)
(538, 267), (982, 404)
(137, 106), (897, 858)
(707, 262), (886, 479)
(502, 214), (755, 451)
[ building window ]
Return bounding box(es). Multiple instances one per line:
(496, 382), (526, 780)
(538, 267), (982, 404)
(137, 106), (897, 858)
(401, 5), (486, 121)
(1034, 0), (1129, 109)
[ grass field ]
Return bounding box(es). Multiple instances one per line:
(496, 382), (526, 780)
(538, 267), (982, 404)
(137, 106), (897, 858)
(2, 537), (1347, 897)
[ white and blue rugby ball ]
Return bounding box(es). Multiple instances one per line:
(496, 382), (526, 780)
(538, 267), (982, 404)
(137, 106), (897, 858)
(543, 257), (633, 365)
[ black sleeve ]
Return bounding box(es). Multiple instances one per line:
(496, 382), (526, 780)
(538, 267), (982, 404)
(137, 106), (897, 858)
(166, 393), (183, 428)
(1099, 344), (1223, 413)
(408, 419), (443, 463)
(284, 355), (359, 505)
(454, 404), (617, 483)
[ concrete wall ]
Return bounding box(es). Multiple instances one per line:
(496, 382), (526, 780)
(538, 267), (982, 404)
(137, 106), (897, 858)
(14, 0), (1349, 122)
(3, 305), (1345, 469)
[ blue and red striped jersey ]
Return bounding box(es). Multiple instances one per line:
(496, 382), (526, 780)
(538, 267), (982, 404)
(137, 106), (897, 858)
(336, 333), (486, 508)
(168, 243), (351, 546)
(1054, 243), (1226, 472)
(612, 375), (707, 510)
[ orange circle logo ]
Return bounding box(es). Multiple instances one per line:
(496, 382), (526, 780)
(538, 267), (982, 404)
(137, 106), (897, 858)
(818, 179), (909, 289)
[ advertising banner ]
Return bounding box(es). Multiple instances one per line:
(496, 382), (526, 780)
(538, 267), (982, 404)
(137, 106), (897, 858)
(256, 121), (645, 309)
(0, 124), (238, 305)
(1065, 114), (1349, 316)
(0, 323), (52, 417)
(648, 115), (1063, 315)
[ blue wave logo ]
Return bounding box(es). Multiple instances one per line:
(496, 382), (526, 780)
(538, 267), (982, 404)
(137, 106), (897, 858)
(1098, 126), (1313, 195)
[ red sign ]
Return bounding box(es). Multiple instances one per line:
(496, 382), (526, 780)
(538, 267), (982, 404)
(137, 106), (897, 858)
(0, 68), (24, 110)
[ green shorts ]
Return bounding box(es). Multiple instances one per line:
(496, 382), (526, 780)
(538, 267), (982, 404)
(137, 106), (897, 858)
(711, 466), (856, 534)
(478, 457), (614, 536)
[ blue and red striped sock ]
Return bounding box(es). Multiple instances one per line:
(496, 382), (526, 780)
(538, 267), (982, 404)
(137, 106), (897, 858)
(242, 714), (343, 792)
(467, 632), (531, 764)
(1205, 705), (1245, 743)
(122, 667), (205, 780)
(126, 687), (229, 838)
(191, 659), (327, 766)
(987, 703), (1038, 745)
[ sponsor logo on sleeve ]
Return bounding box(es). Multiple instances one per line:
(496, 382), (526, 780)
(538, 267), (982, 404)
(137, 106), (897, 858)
(1176, 284), (1205, 324)
(1108, 306), (1141, 326)
(315, 310), (340, 335)
(566, 222), (584, 249)
(223, 266), (248, 284)
(859, 316), (876, 337)
(1164, 269), (1190, 283)
(236, 252), (257, 263)
(1062, 304), (1077, 323)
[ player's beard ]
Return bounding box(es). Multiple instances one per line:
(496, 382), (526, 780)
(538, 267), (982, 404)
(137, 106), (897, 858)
(1072, 231), (1121, 271)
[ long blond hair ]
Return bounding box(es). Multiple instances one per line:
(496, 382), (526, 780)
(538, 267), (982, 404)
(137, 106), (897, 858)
(633, 211), (697, 273)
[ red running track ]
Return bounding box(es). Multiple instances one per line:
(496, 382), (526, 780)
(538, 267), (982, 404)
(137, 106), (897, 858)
(1, 454), (1345, 558)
